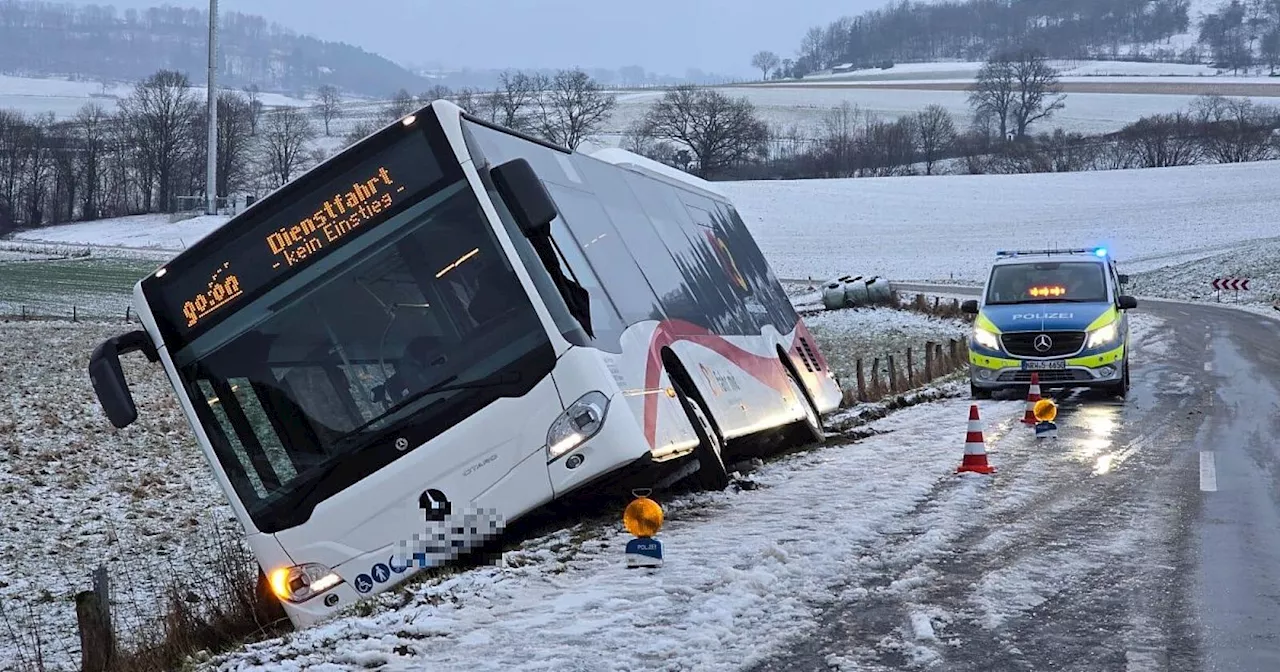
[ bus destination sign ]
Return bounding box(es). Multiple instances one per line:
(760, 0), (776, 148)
(156, 129), (444, 336)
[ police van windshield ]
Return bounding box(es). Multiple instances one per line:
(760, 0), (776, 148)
(985, 261), (1109, 305)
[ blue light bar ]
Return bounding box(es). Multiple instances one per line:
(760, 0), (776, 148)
(995, 247), (1104, 258)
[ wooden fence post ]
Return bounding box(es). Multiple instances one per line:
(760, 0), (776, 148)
(856, 358), (867, 402)
(924, 341), (935, 381)
(906, 348), (915, 388)
(949, 339), (959, 369)
(935, 343), (945, 375)
(870, 357), (881, 399)
(887, 354), (898, 393)
(73, 305), (77, 322)
(77, 565), (115, 672)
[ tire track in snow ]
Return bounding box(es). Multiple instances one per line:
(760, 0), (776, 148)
(748, 316), (1202, 671)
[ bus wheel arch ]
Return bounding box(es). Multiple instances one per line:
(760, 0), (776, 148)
(661, 348), (730, 491)
(777, 347), (825, 445)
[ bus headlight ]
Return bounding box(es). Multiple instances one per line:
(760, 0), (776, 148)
(1086, 322), (1119, 349)
(972, 326), (1000, 351)
(546, 391), (610, 462)
(268, 563), (343, 603)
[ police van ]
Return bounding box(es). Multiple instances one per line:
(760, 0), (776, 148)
(960, 247), (1138, 399)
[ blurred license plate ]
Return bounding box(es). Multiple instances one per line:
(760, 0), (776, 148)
(1022, 360), (1066, 370)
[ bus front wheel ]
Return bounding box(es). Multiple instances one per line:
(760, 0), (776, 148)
(672, 377), (730, 491)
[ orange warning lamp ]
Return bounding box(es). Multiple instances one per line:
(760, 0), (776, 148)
(1033, 398), (1057, 422)
(623, 492), (664, 538)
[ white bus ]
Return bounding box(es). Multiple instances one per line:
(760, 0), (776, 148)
(89, 100), (843, 628)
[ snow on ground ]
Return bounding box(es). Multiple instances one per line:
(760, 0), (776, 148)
(719, 160), (1280, 284)
(11, 213), (230, 253)
(202, 390), (1024, 672)
(1126, 237), (1280, 307)
(0, 321), (237, 670)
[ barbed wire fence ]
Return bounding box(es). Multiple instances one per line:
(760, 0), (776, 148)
(0, 518), (287, 672)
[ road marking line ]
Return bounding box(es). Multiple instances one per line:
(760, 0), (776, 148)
(1200, 451), (1217, 492)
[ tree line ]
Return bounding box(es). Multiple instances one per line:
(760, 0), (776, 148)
(623, 50), (1280, 180)
(766, 0), (1193, 79)
(0, 67), (623, 235)
(0, 0), (428, 97)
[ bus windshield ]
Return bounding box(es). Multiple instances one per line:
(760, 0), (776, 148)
(164, 123), (553, 533)
(985, 261), (1109, 305)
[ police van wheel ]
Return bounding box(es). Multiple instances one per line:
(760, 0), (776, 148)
(672, 378), (730, 491)
(970, 383), (992, 400)
(1101, 360), (1130, 399)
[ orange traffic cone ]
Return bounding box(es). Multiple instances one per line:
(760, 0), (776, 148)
(957, 404), (996, 475)
(1021, 373), (1042, 425)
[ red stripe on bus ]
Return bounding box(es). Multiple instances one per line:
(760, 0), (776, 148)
(641, 319), (817, 449)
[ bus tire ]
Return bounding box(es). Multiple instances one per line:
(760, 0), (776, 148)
(784, 364), (824, 445)
(672, 377), (730, 491)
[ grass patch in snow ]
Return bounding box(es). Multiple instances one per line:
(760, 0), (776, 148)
(0, 257), (154, 319)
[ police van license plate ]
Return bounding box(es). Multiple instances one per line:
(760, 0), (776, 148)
(1022, 360), (1067, 371)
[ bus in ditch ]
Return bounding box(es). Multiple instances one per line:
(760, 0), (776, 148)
(88, 99), (843, 627)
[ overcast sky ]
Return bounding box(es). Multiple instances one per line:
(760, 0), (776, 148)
(69, 0), (885, 75)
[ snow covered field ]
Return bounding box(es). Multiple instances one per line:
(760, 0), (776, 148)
(0, 73), (313, 119)
(719, 160), (1280, 297)
(0, 322), (239, 670)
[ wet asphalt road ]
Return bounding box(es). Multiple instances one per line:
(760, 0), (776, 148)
(755, 286), (1280, 671)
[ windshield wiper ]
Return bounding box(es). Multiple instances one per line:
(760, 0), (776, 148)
(273, 370), (525, 523)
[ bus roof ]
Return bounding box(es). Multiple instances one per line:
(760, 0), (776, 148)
(588, 148), (727, 201)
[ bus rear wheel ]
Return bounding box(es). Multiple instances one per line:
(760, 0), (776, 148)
(672, 377), (730, 491)
(785, 365), (824, 445)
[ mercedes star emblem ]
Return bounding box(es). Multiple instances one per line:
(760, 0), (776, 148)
(1033, 334), (1053, 352)
(394, 437), (409, 451)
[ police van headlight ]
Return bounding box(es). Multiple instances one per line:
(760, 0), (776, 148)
(268, 563), (342, 603)
(972, 326), (1000, 351)
(1086, 322), (1119, 349)
(546, 391), (610, 462)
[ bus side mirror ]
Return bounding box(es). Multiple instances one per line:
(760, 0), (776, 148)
(490, 158), (557, 239)
(88, 330), (159, 429)
(961, 300), (979, 314)
(1117, 295), (1138, 310)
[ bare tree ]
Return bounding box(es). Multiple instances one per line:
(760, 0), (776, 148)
(314, 85), (342, 136)
(1191, 94), (1275, 163)
(968, 56), (1018, 140)
(216, 92), (255, 197)
(260, 107), (316, 187)
(1008, 49), (1067, 138)
(534, 69), (617, 149)
(1118, 112), (1201, 168)
(817, 101), (862, 177)
(637, 85), (770, 178)
(383, 88), (416, 122)
(243, 83), (263, 135)
(419, 85), (452, 103)
(493, 71), (541, 131)
(73, 103), (111, 219)
(118, 69), (200, 212)
(751, 51), (781, 79)
(914, 104), (956, 174)
(861, 116), (917, 176)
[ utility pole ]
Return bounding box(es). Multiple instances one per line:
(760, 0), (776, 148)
(205, 0), (219, 215)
